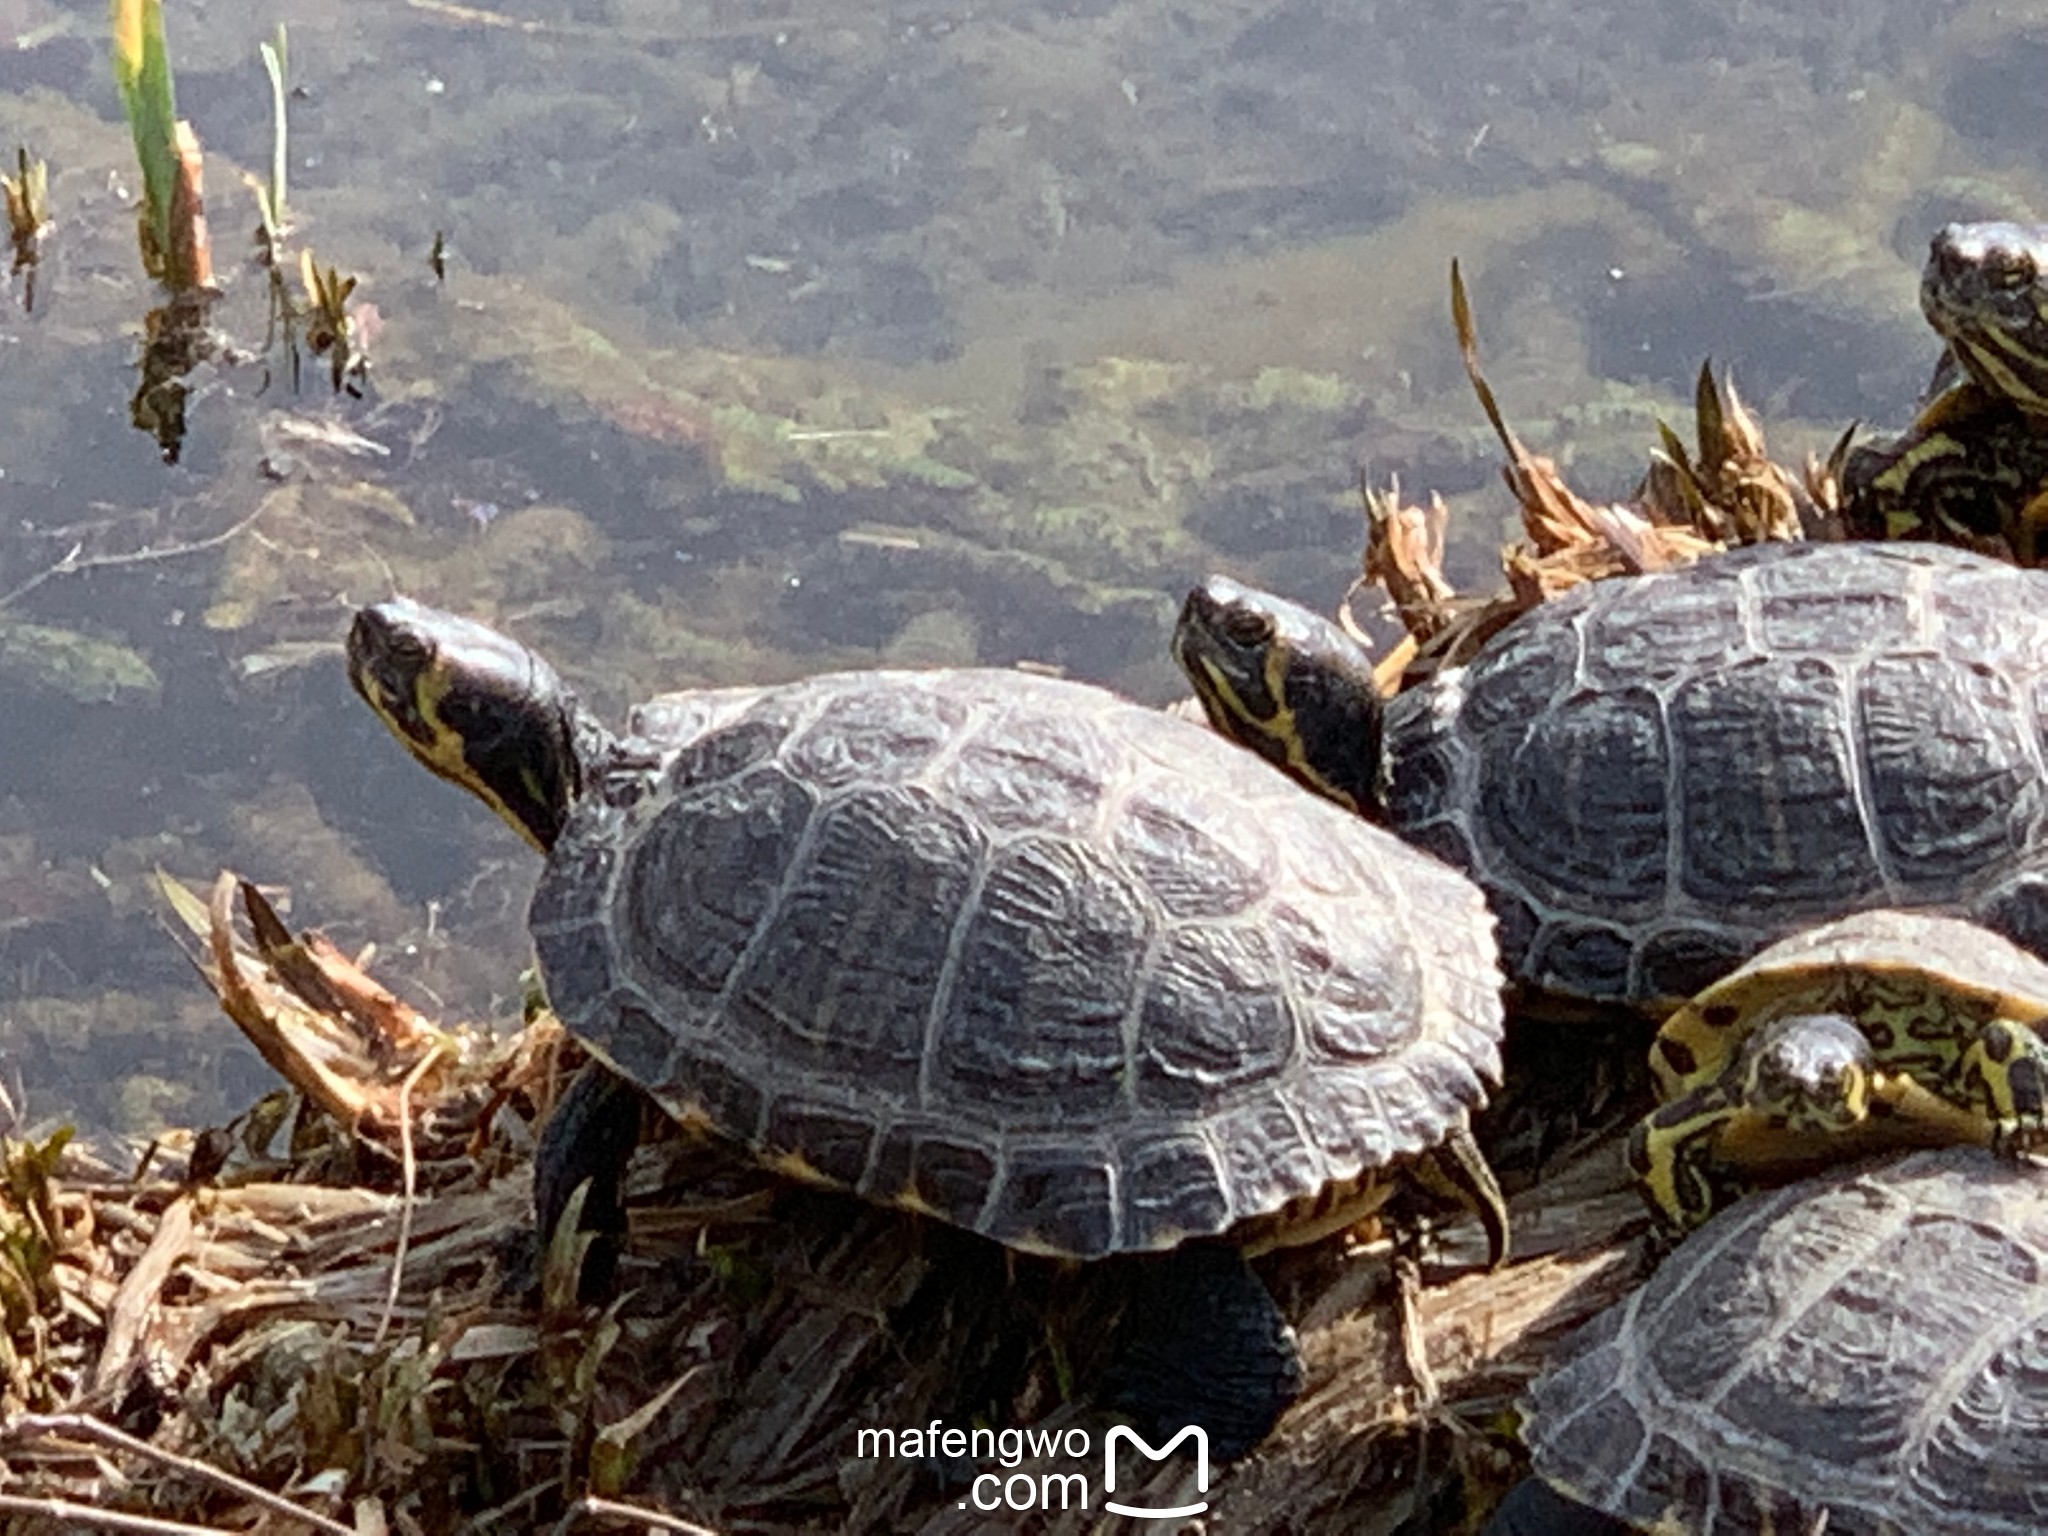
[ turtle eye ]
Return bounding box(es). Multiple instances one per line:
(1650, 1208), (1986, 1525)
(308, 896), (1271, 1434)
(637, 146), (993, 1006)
(1988, 250), (2037, 290)
(1220, 607), (1276, 649)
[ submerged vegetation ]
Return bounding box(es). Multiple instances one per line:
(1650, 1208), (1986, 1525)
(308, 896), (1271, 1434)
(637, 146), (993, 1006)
(108, 0), (361, 459)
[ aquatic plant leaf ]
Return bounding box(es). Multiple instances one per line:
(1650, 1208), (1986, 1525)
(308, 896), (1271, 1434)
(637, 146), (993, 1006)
(110, 0), (180, 271)
(258, 27), (288, 242)
(0, 620), (161, 705)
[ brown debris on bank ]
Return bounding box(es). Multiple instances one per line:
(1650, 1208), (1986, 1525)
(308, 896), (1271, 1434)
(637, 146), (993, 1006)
(1351, 264), (1826, 695)
(0, 876), (1652, 1534)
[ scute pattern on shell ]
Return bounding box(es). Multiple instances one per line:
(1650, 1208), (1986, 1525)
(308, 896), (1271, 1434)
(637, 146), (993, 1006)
(1381, 542), (2048, 1005)
(529, 667), (1504, 1258)
(1523, 1147), (2048, 1534)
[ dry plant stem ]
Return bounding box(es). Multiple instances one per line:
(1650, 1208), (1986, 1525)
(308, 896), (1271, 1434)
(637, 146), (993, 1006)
(565, 1495), (723, 1535)
(0, 1494), (242, 1535)
(1449, 261), (1577, 534)
(469, 1481), (554, 1530)
(1337, 571), (1377, 647)
(203, 874), (372, 1130)
(407, 0), (555, 33)
(90, 1192), (196, 1395)
(1394, 1254), (1438, 1410)
(1359, 475), (1457, 636)
(372, 1044), (446, 1348)
(1369, 634), (1418, 697)
(1450, 260), (1666, 566)
(2, 1414), (354, 1536)
(0, 504), (269, 613)
(166, 120), (211, 291)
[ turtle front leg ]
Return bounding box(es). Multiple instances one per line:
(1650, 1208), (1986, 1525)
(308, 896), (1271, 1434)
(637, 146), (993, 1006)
(1099, 1242), (1302, 1462)
(1949, 1017), (2048, 1154)
(1627, 1089), (1740, 1235)
(534, 1060), (649, 1299)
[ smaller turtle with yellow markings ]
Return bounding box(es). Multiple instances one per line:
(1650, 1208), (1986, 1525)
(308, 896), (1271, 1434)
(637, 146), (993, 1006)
(1631, 908), (2048, 1233)
(1841, 221), (2048, 563)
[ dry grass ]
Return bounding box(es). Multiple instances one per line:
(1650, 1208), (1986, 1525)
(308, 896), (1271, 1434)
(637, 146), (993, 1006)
(0, 877), (1654, 1535)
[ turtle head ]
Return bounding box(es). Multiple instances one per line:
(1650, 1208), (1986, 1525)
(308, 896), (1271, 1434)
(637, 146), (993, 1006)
(347, 599), (600, 853)
(1172, 575), (1382, 816)
(1739, 1012), (1875, 1134)
(1922, 222), (2048, 413)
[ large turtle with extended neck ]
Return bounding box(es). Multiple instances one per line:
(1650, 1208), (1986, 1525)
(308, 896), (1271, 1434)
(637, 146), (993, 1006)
(345, 597), (1510, 1457)
(1175, 539), (2048, 1010)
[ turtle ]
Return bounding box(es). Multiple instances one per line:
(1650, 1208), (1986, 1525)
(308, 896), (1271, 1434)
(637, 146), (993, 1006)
(1629, 908), (2048, 1234)
(1173, 539), (2048, 1011)
(1841, 220), (2048, 563)
(1919, 218), (2048, 418)
(1485, 1145), (2048, 1535)
(344, 596), (1511, 1457)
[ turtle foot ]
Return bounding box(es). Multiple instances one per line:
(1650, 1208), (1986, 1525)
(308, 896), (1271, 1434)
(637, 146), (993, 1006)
(534, 1060), (647, 1301)
(1098, 1242), (1301, 1462)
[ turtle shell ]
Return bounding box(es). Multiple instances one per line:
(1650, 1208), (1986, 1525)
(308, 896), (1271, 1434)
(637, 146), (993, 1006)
(1522, 1146), (2048, 1534)
(1650, 908), (2048, 1101)
(1382, 540), (2048, 1007)
(528, 667), (1503, 1260)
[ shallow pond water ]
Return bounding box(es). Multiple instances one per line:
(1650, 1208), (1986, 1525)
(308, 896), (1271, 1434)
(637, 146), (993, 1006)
(0, 0), (2043, 1138)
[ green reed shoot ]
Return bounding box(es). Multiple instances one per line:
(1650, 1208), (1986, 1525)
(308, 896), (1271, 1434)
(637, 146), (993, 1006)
(110, 0), (179, 276)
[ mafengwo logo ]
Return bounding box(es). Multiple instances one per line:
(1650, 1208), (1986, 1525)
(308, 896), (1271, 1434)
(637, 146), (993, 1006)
(855, 1420), (1210, 1518)
(1102, 1425), (1210, 1518)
